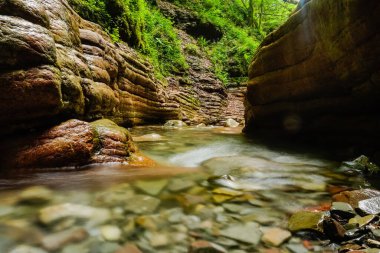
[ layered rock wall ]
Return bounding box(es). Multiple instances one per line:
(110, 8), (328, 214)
(245, 0), (380, 150)
(0, 0), (180, 134)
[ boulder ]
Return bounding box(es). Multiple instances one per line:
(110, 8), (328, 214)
(0, 119), (144, 170)
(244, 0), (380, 151)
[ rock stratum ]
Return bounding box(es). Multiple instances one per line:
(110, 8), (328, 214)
(0, 0), (181, 134)
(245, 0), (380, 152)
(0, 0), (233, 169)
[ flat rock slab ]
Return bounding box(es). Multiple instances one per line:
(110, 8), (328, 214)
(261, 227), (291, 246)
(124, 195), (161, 214)
(288, 211), (325, 232)
(220, 222), (262, 245)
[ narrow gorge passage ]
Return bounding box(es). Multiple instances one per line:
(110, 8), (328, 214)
(0, 0), (379, 252)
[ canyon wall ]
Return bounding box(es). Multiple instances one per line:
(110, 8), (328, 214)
(0, 0), (181, 135)
(245, 0), (380, 152)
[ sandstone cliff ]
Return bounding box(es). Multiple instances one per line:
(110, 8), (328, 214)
(0, 0), (181, 135)
(245, 0), (380, 152)
(158, 1), (228, 125)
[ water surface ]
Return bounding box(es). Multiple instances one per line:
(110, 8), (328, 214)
(0, 126), (361, 252)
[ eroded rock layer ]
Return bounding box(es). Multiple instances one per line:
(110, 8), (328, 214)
(245, 0), (380, 150)
(167, 29), (227, 125)
(0, 0), (180, 134)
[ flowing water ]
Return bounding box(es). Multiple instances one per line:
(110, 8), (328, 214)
(0, 126), (365, 253)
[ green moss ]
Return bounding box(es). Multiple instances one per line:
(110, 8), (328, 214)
(184, 43), (200, 56)
(69, 0), (187, 78)
(69, 0), (295, 86)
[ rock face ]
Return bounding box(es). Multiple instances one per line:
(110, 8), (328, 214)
(0, 119), (150, 170)
(166, 29), (227, 125)
(157, 1), (228, 125)
(0, 0), (180, 134)
(223, 87), (246, 125)
(245, 0), (380, 149)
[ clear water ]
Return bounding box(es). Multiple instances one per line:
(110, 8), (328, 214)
(0, 126), (362, 252)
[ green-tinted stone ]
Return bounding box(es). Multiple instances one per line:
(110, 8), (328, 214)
(288, 211), (326, 232)
(220, 222), (262, 245)
(349, 215), (376, 227)
(134, 180), (168, 196)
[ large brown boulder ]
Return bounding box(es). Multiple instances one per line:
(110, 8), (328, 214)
(245, 0), (380, 152)
(0, 119), (151, 170)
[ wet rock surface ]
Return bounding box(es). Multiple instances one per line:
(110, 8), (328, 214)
(0, 119), (146, 169)
(0, 127), (378, 253)
(289, 188), (380, 252)
(0, 0), (232, 136)
(244, 0), (380, 152)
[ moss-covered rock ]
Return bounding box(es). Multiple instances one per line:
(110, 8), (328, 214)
(0, 119), (149, 170)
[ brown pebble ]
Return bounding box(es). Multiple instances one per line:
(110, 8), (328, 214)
(189, 240), (227, 253)
(114, 244), (143, 253)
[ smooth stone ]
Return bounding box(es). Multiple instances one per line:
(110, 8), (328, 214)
(358, 197), (380, 214)
(288, 211), (326, 232)
(164, 120), (187, 127)
(225, 118), (239, 128)
(115, 244), (143, 253)
(196, 123), (207, 128)
(134, 179), (168, 196)
(189, 240), (227, 253)
(9, 245), (48, 253)
(248, 199), (268, 207)
(145, 231), (170, 247)
(368, 239), (380, 247)
(333, 189), (380, 208)
(212, 194), (233, 203)
(365, 249), (380, 253)
(183, 215), (202, 229)
(42, 227), (88, 251)
(133, 133), (164, 142)
(101, 225), (122, 241)
(0, 205), (14, 216)
(162, 208), (185, 223)
(372, 229), (380, 238)
(349, 215), (376, 227)
(331, 202), (356, 216)
(212, 187), (243, 197)
(18, 186), (53, 204)
(286, 244), (308, 253)
(61, 240), (90, 253)
(220, 222), (262, 245)
(222, 203), (246, 213)
(168, 179), (195, 192)
(39, 203), (111, 225)
(215, 237), (239, 247)
(124, 195), (161, 214)
(261, 227), (291, 246)
(96, 242), (121, 253)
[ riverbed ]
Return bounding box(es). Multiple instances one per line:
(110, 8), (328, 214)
(0, 126), (364, 252)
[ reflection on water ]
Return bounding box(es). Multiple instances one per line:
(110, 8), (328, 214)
(0, 126), (364, 252)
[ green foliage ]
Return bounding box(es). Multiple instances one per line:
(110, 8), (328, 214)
(142, 9), (188, 76)
(69, 0), (295, 85)
(169, 0), (295, 85)
(69, 0), (187, 78)
(184, 43), (200, 56)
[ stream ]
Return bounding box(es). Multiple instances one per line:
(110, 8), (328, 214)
(0, 126), (365, 253)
